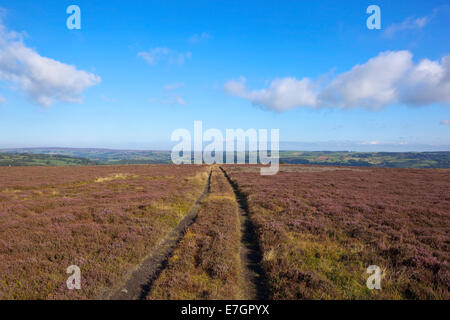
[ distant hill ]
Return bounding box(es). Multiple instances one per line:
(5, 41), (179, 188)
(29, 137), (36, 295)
(0, 152), (98, 166)
(0, 148), (449, 168)
(279, 151), (450, 169)
(0, 148), (172, 164)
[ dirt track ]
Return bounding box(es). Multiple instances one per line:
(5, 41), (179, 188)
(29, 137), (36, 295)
(110, 166), (268, 300)
(220, 167), (268, 299)
(109, 169), (211, 300)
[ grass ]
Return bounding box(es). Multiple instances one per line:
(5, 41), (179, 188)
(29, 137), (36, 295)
(94, 173), (139, 183)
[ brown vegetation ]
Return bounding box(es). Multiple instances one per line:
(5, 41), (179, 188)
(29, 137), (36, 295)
(223, 165), (450, 299)
(1, 163), (448, 300)
(0, 165), (208, 299)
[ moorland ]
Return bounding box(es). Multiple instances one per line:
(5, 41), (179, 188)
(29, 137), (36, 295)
(0, 163), (448, 299)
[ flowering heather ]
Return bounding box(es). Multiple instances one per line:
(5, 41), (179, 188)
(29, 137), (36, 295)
(224, 165), (450, 299)
(148, 167), (242, 299)
(0, 165), (209, 299)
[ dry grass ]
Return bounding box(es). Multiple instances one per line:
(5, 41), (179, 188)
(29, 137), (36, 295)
(94, 173), (138, 183)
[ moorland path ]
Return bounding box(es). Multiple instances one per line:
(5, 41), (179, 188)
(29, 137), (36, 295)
(109, 166), (268, 300)
(109, 169), (212, 300)
(219, 167), (269, 300)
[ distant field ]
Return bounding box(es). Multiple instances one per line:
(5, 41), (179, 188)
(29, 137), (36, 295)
(224, 165), (450, 299)
(0, 149), (172, 165)
(1, 148), (449, 168)
(279, 151), (450, 168)
(0, 153), (98, 166)
(0, 165), (208, 299)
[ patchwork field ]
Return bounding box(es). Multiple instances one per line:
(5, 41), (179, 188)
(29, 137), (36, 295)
(0, 164), (448, 300)
(2, 149), (449, 168)
(0, 153), (98, 166)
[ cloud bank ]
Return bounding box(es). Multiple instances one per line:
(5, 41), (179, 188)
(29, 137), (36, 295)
(224, 51), (450, 112)
(0, 22), (100, 107)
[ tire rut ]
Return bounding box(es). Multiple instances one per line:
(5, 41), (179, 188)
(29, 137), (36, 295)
(109, 169), (212, 300)
(219, 167), (269, 300)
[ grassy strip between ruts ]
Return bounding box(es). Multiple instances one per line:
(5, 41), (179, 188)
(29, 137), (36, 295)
(147, 167), (243, 299)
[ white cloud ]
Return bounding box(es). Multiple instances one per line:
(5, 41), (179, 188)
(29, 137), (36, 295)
(225, 77), (318, 112)
(384, 16), (430, 37)
(224, 50), (450, 112)
(400, 55), (450, 105)
(137, 47), (169, 65)
(441, 119), (450, 125)
(224, 77), (247, 96)
(0, 21), (100, 107)
(319, 51), (412, 109)
(0, 95), (5, 104)
(138, 47), (191, 66)
(189, 32), (211, 44)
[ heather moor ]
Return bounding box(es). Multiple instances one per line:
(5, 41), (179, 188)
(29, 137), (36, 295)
(0, 0), (449, 303)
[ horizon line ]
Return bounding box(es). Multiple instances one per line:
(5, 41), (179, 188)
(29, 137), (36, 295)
(0, 147), (449, 153)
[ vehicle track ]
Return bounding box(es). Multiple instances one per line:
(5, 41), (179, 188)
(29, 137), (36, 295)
(109, 169), (211, 300)
(219, 167), (269, 300)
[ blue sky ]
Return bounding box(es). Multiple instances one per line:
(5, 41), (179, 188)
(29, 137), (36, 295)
(0, 0), (449, 151)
